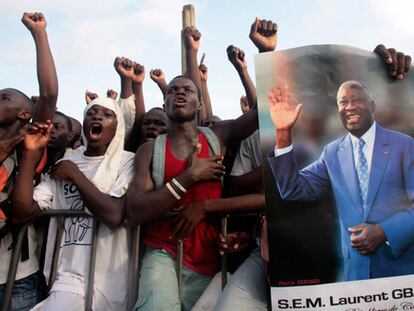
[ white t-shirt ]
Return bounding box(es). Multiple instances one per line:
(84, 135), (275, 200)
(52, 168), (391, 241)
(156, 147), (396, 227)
(33, 150), (134, 310)
(230, 130), (262, 176)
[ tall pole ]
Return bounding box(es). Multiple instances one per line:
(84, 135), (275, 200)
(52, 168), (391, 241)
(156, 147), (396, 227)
(178, 5), (196, 304)
(181, 4), (196, 74)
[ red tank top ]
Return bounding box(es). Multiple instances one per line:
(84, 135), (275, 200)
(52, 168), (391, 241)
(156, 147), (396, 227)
(144, 131), (222, 277)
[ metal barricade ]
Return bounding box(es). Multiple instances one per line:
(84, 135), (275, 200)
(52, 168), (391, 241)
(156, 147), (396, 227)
(1, 210), (259, 310)
(221, 215), (228, 289)
(173, 212), (261, 303)
(1, 210), (141, 311)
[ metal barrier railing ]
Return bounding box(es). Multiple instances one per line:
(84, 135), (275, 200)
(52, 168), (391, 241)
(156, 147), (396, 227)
(221, 216), (228, 289)
(174, 212), (260, 303)
(2, 210), (260, 311)
(1, 210), (140, 311)
(127, 223), (141, 311)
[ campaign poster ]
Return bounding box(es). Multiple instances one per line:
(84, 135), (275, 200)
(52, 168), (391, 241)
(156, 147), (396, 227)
(255, 45), (414, 310)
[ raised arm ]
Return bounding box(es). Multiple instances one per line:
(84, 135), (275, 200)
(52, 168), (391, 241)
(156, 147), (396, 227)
(212, 18), (278, 149)
(249, 17), (278, 53)
(114, 57), (133, 99)
(126, 141), (225, 225)
(85, 90), (98, 105)
(22, 12), (58, 122)
(199, 61), (212, 119)
(266, 84), (331, 201)
(268, 85), (302, 148)
(226, 45), (256, 109)
(211, 45), (257, 147)
(11, 122), (52, 223)
(150, 69), (167, 97)
(107, 89), (118, 100)
(131, 62), (146, 126)
(182, 26), (203, 96)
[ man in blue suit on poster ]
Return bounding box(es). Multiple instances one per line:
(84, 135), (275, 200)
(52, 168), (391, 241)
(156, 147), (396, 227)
(267, 80), (414, 281)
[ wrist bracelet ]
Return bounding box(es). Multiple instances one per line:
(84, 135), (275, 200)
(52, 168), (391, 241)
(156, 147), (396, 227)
(166, 182), (181, 200)
(172, 178), (187, 193)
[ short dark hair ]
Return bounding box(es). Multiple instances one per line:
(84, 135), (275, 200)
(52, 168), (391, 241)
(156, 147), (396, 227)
(8, 88), (32, 104)
(147, 107), (165, 113)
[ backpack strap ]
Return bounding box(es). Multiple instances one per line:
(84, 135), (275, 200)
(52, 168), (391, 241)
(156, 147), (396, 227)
(152, 134), (167, 189)
(151, 128), (222, 189)
(197, 127), (221, 156)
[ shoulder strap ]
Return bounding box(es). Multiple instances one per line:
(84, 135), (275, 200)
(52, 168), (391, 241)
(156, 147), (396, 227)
(198, 127), (224, 185)
(198, 127), (221, 156)
(151, 128), (222, 189)
(152, 134), (167, 189)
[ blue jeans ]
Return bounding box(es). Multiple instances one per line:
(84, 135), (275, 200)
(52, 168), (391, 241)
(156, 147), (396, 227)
(135, 247), (212, 311)
(214, 247), (268, 311)
(0, 271), (44, 311)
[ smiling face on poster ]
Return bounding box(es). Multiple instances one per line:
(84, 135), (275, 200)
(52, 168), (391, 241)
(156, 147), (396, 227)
(255, 45), (414, 310)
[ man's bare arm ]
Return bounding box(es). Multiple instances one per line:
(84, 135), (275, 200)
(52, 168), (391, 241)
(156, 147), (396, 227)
(199, 61), (212, 119)
(11, 122), (53, 223)
(49, 160), (126, 230)
(126, 142), (225, 225)
(150, 69), (167, 97)
(22, 12), (58, 122)
(173, 193), (265, 239)
(210, 45), (258, 147)
(183, 26), (203, 93)
(114, 57), (134, 99)
(131, 62), (146, 126)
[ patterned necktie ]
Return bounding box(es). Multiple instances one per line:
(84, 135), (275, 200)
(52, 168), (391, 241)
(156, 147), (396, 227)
(356, 138), (369, 205)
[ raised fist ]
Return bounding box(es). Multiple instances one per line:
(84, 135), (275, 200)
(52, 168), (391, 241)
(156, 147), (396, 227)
(131, 62), (145, 84)
(182, 26), (201, 51)
(249, 17), (278, 53)
(199, 64), (208, 81)
(114, 57), (134, 79)
(22, 12), (47, 33)
(150, 69), (166, 84)
(85, 90), (98, 105)
(226, 45), (247, 72)
(106, 89), (118, 100)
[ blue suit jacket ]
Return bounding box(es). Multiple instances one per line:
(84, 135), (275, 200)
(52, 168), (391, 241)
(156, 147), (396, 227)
(268, 124), (414, 281)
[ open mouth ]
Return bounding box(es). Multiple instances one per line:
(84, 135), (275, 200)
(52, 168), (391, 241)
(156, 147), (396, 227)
(89, 123), (103, 140)
(47, 137), (57, 147)
(48, 136), (56, 143)
(174, 97), (186, 107)
(144, 131), (158, 141)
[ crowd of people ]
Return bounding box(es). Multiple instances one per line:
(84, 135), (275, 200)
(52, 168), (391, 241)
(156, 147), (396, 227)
(0, 11), (411, 311)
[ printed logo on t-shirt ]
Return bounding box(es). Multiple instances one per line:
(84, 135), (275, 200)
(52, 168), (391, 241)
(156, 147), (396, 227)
(63, 182), (92, 246)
